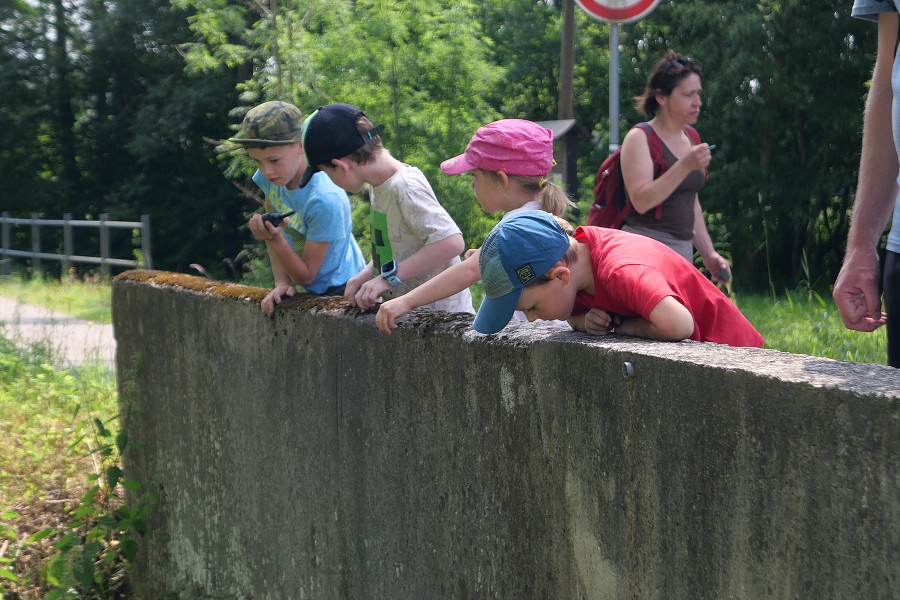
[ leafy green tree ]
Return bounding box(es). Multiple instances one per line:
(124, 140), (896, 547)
(178, 0), (506, 260)
(570, 0), (875, 289)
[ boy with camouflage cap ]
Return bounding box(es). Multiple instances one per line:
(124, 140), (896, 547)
(298, 103), (473, 314)
(230, 101), (365, 315)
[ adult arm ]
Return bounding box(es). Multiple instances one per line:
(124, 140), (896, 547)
(620, 128), (712, 215)
(375, 251), (481, 334)
(833, 11), (898, 331)
(691, 196), (730, 282)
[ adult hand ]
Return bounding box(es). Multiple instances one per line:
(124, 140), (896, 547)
(261, 283), (295, 316)
(375, 296), (412, 335)
(682, 143), (712, 172)
(702, 251), (731, 284)
(833, 250), (887, 332)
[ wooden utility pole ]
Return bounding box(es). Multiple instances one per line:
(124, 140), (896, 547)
(559, 0), (575, 121)
(558, 0), (578, 201)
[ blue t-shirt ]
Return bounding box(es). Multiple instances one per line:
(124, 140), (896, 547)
(252, 170), (365, 294)
(852, 0), (900, 253)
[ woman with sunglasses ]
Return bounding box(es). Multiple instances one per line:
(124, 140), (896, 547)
(618, 50), (729, 283)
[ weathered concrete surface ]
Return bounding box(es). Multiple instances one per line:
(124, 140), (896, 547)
(112, 271), (899, 600)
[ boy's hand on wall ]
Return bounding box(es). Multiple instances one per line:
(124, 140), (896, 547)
(581, 308), (619, 336)
(261, 284), (296, 316)
(353, 276), (390, 311)
(345, 267), (374, 308)
(375, 297), (412, 335)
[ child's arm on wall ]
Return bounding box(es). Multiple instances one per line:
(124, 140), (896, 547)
(249, 214), (329, 286)
(614, 297), (694, 341)
(352, 234), (466, 311)
(267, 236), (330, 286)
(260, 248), (296, 316)
(375, 251), (480, 334)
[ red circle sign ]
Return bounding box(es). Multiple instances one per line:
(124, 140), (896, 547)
(575, 0), (662, 23)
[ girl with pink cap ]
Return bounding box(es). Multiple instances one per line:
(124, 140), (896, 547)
(375, 119), (575, 335)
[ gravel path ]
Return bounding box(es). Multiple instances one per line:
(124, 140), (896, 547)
(0, 296), (115, 369)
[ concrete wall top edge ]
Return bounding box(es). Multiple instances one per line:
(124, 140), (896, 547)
(113, 270), (900, 399)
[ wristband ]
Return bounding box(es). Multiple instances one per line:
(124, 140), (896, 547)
(380, 260), (403, 286)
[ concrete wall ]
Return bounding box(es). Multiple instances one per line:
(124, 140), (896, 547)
(111, 271), (899, 600)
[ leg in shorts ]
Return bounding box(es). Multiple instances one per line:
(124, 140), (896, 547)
(884, 250), (900, 367)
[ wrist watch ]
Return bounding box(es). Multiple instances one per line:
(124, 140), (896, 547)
(380, 260), (403, 286)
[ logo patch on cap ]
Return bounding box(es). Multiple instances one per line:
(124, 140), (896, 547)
(516, 264), (536, 285)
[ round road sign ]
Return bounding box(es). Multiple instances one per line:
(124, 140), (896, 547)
(575, 0), (662, 23)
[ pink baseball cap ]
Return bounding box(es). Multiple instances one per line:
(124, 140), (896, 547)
(440, 119), (555, 176)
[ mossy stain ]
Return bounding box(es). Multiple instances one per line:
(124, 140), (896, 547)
(113, 270), (353, 313)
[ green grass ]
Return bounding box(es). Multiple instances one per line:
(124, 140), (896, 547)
(0, 336), (131, 595)
(0, 338), (117, 509)
(737, 290), (888, 365)
(0, 273), (112, 324)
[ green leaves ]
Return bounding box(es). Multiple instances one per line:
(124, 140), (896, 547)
(1, 336), (157, 595)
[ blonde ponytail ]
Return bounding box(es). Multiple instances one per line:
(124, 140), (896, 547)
(508, 174), (576, 217)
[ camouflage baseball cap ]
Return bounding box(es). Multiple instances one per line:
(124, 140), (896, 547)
(229, 101), (304, 145)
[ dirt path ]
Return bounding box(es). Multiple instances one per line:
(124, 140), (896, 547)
(0, 296), (115, 369)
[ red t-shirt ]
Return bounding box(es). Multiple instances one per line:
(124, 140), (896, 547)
(573, 226), (764, 348)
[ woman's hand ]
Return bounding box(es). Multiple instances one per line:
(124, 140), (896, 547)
(681, 142), (712, 172)
(702, 251), (731, 283)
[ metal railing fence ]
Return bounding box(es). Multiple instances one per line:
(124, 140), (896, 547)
(0, 212), (152, 277)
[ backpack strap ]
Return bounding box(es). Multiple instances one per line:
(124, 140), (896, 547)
(684, 124), (701, 145)
(633, 122), (666, 221)
(682, 124), (710, 181)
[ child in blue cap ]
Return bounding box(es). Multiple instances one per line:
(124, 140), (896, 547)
(475, 210), (763, 347)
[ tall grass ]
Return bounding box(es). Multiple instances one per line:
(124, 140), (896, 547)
(0, 273), (112, 324)
(0, 336), (127, 596)
(738, 291), (888, 365)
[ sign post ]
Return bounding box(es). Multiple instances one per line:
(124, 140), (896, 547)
(575, 0), (662, 152)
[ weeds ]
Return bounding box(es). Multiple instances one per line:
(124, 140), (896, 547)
(0, 337), (156, 598)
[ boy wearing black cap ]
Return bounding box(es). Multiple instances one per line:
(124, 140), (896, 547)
(299, 103), (473, 314)
(229, 101), (366, 315)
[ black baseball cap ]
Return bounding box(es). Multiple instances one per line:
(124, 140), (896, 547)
(298, 103), (385, 188)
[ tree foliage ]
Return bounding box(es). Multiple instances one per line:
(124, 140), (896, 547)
(0, 0), (880, 289)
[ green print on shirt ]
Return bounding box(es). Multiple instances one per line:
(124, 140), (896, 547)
(267, 193), (305, 255)
(370, 208), (392, 273)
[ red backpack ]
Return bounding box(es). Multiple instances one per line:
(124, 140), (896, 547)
(587, 122), (701, 229)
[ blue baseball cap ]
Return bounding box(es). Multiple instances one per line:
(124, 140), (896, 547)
(474, 210), (571, 334)
(298, 103), (385, 188)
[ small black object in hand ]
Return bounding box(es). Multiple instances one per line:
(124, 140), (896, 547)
(260, 210), (296, 226)
(719, 265), (732, 283)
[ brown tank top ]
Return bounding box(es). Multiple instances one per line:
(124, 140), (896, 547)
(624, 139), (706, 240)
